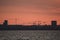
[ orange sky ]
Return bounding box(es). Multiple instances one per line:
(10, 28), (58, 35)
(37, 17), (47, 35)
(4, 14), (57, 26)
(0, 0), (60, 25)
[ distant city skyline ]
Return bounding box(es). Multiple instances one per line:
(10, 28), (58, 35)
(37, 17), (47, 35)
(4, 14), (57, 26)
(0, 20), (60, 30)
(0, 0), (60, 25)
(0, 19), (59, 25)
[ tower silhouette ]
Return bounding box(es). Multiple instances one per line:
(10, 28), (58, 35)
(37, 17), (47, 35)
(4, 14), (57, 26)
(3, 20), (8, 26)
(51, 21), (57, 29)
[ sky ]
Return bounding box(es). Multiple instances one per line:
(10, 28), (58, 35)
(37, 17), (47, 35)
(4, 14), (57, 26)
(0, 0), (60, 25)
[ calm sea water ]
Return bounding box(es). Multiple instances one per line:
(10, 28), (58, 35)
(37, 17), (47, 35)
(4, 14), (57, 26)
(0, 30), (60, 40)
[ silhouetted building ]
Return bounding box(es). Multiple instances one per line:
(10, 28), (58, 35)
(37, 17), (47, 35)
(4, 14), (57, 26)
(3, 20), (8, 26)
(51, 21), (57, 29)
(0, 20), (60, 30)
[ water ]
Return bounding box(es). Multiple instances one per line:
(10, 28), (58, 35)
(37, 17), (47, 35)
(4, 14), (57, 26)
(0, 30), (60, 40)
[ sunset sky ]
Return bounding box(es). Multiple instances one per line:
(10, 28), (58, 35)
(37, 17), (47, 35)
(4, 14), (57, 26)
(0, 0), (60, 25)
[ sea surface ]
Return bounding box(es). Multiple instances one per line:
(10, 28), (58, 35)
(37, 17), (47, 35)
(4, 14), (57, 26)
(0, 30), (60, 40)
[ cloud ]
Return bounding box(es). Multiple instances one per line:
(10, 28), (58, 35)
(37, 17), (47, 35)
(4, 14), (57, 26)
(0, 0), (60, 7)
(0, 0), (60, 16)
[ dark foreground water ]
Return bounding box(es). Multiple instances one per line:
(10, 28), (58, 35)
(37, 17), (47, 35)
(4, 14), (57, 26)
(0, 30), (60, 40)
